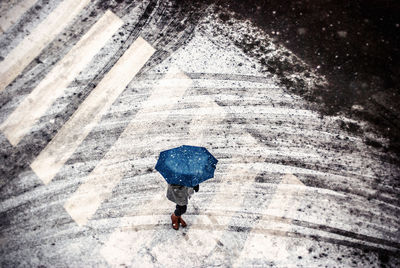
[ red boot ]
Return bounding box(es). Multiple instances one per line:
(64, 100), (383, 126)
(178, 216), (187, 228)
(171, 213), (179, 230)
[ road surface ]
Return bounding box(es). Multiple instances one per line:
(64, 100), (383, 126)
(0, 0), (399, 267)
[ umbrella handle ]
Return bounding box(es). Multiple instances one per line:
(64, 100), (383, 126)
(193, 185), (199, 192)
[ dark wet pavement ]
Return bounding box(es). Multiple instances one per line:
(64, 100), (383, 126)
(177, 0), (400, 161)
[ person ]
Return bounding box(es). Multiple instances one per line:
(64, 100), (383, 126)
(166, 184), (199, 230)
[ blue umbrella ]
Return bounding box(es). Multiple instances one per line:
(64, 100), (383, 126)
(155, 145), (218, 187)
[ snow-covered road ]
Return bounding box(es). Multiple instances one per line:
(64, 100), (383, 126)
(0, 0), (399, 267)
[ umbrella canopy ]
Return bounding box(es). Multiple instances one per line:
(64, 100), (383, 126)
(155, 145), (218, 187)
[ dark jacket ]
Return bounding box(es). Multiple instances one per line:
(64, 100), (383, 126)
(166, 184), (194, 206)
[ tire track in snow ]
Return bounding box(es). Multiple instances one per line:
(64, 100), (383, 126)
(0, 0), (91, 92)
(0, 0), (37, 34)
(1, 10), (124, 146)
(0, 1), (399, 266)
(99, 95), (226, 266)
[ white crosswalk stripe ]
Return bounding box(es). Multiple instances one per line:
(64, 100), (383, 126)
(0, 0), (91, 92)
(100, 96), (227, 266)
(233, 174), (305, 266)
(30, 36), (155, 184)
(140, 133), (262, 266)
(0, 10), (123, 146)
(188, 99), (227, 147)
(1, 2), (397, 266)
(64, 69), (192, 226)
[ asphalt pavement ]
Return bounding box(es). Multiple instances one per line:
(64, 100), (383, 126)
(0, 0), (399, 267)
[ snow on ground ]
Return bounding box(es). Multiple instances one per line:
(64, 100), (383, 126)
(0, 1), (399, 267)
